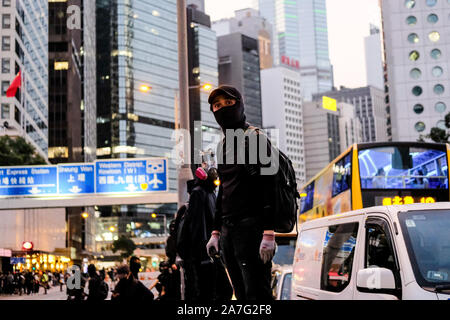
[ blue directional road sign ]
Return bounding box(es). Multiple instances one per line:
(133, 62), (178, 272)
(0, 166), (58, 197)
(95, 158), (168, 194)
(58, 164), (95, 195)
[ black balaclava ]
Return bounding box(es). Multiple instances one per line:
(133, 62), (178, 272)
(209, 85), (247, 130)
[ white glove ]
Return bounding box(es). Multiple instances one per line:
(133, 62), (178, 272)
(260, 232), (276, 264)
(206, 231), (220, 257)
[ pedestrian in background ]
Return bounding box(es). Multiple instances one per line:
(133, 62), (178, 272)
(111, 257), (154, 302)
(206, 85), (277, 301)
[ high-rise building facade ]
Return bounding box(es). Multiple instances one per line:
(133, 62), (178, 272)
(261, 66), (306, 186)
(303, 100), (362, 181)
(48, 0), (83, 164)
(0, 0), (48, 159)
(255, 0), (333, 101)
(212, 8), (273, 70)
(365, 25), (385, 90)
(95, 0), (179, 261)
(187, 4), (221, 166)
(313, 86), (389, 143)
(48, 0), (97, 259)
(217, 33), (263, 127)
(382, 0), (450, 142)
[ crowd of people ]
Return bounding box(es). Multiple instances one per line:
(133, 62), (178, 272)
(0, 271), (64, 296)
(1, 85), (284, 302)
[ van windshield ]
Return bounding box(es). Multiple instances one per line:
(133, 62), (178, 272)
(399, 210), (450, 289)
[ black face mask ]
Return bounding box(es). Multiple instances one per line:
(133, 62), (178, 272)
(213, 101), (246, 130)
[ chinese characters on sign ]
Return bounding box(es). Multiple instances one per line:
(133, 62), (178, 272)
(0, 166), (58, 196)
(0, 158), (168, 197)
(96, 159), (167, 194)
(382, 196), (436, 206)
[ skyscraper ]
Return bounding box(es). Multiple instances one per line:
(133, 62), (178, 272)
(365, 25), (385, 90)
(95, 0), (180, 258)
(212, 8), (273, 70)
(303, 100), (362, 181)
(0, 0), (48, 159)
(217, 33), (263, 127)
(186, 4), (221, 166)
(261, 66), (306, 186)
(48, 0), (97, 259)
(382, 0), (450, 142)
(313, 86), (389, 143)
(256, 0), (333, 101)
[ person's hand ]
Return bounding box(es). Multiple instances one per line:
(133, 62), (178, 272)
(206, 231), (220, 257)
(259, 231), (276, 264)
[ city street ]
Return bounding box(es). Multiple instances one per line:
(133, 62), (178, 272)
(0, 287), (68, 301)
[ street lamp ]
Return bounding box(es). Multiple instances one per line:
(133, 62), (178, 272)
(81, 212), (89, 219)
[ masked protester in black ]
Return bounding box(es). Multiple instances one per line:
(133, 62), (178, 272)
(181, 167), (233, 301)
(111, 257), (154, 302)
(206, 85), (277, 301)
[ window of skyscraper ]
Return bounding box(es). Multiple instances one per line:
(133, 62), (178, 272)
(415, 122), (426, 132)
(405, 0), (416, 9)
(437, 121), (446, 130)
(428, 31), (440, 42)
(432, 66), (443, 77)
(431, 48), (442, 59)
(406, 16), (417, 25)
(427, 14), (439, 24)
(412, 86), (423, 96)
(434, 84), (445, 95)
(426, 0), (437, 7)
(409, 51), (420, 61)
(413, 104), (424, 114)
(435, 102), (447, 113)
(410, 68), (421, 79)
(408, 33), (419, 44)
(2, 14), (10, 28)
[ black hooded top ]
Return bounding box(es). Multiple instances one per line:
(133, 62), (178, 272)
(210, 86), (276, 231)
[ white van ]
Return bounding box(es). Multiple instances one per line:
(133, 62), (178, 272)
(292, 203), (450, 300)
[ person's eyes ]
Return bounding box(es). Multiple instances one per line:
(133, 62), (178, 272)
(225, 100), (233, 105)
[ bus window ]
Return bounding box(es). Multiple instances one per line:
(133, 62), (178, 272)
(300, 182), (315, 214)
(332, 153), (352, 197)
(359, 146), (448, 190)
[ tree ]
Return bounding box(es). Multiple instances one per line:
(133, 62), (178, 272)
(112, 236), (137, 259)
(421, 112), (450, 143)
(0, 136), (46, 166)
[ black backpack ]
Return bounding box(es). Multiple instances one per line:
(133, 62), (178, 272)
(165, 204), (189, 261)
(247, 127), (300, 233)
(272, 149), (300, 233)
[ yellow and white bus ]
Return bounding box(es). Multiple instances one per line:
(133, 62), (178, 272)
(299, 142), (450, 223)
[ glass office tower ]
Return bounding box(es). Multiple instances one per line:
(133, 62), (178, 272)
(256, 0), (333, 101)
(96, 0), (179, 257)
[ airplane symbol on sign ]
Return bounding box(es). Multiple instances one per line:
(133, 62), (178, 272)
(148, 174), (164, 189)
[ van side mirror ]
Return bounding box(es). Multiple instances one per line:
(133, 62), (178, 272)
(357, 268), (396, 293)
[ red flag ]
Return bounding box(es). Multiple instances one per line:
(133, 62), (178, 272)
(6, 71), (21, 98)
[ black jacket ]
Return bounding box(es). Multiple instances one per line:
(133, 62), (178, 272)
(112, 274), (154, 302)
(214, 125), (276, 231)
(183, 180), (216, 262)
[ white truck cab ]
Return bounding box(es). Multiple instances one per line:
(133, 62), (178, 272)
(292, 203), (450, 300)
